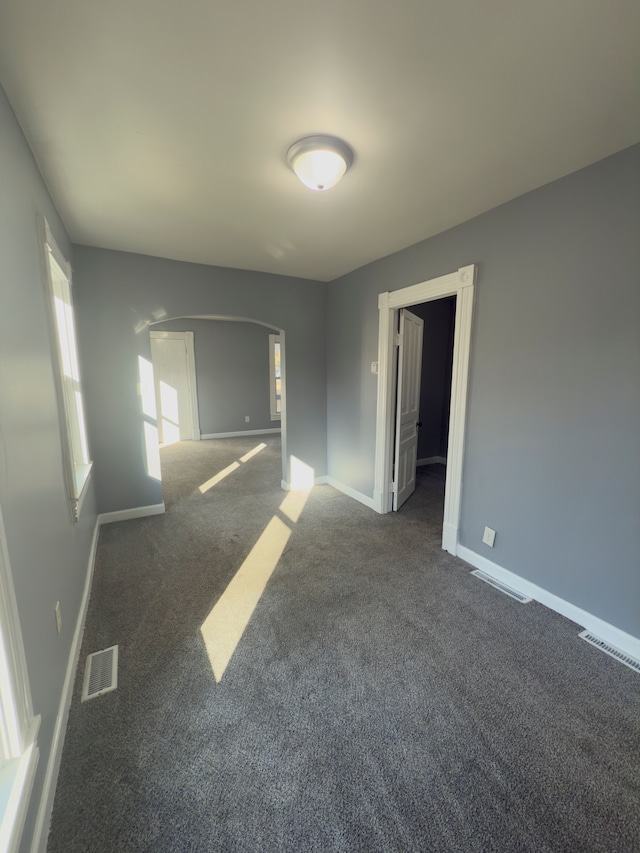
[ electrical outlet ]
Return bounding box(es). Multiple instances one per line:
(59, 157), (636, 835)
(55, 601), (62, 634)
(482, 526), (496, 547)
(245, 416), (250, 422)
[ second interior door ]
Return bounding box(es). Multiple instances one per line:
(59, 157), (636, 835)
(150, 332), (196, 444)
(393, 308), (424, 510)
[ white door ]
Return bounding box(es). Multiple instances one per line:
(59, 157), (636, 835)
(393, 309), (424, 510)
(150, 332), (196, 445)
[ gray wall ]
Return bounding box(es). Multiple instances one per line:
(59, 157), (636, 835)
(411, 298), (455, 460)
(0, 85), (98, 850)
(151, 318), (276, 435)
(327, 144), (640, 637)
(72, 248), (326, 513)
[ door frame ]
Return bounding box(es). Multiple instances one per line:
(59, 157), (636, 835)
(149, 330), (201, 441)
(374, 264), (476, 554)
(0, 500), (40, 850)
(149, 316), (287, 487)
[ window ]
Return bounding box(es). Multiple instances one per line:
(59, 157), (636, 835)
(40, 219), (92, 521)
(269, 334), (282, 420)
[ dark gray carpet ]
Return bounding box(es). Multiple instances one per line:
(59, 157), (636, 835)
(48, 436), (640, 852)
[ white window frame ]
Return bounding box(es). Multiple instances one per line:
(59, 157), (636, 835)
(0, 503), (40, 853)
(39, 218), (92, 521)
(269, 334), (282, 421)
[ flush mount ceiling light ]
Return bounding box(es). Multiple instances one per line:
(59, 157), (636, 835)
(287, 135), (354, 191)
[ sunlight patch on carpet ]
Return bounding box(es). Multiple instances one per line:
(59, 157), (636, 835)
(201, 516), (291, 681)
(199, 462), (240, 493)
(279, 488), (311, 524)
(240, 443), (267, 463)
(198, 443), (267, 493)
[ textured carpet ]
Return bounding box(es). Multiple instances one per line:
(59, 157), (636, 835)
(48, 436), (640, 852)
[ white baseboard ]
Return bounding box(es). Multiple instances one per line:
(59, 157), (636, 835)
(320, 477), (377, 511)
(280, 478), (325, 491)
(98, 503), (165, 525)
(442, 522), (458, 555)
(279, 476), (376, 510)
(200, 428), (281, 440)
(417, 456), (447, 466)
(30, 519), (100, 853)
(457, 545), (640, 661)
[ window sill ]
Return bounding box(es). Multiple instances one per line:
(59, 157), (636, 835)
(74, 461), (93, 503)
(0, 735), (39, 853)
(72, 461), (93, 521)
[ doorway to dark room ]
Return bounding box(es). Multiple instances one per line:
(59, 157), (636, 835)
(388, 297), (456, 549)
(374, 264), (476, 555)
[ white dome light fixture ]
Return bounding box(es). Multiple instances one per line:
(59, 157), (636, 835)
(287, 135), (354, 191)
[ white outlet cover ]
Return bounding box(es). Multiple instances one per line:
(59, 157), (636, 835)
(482, 526), (496, 547)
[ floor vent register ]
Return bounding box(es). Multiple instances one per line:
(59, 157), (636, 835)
(82, 645), (119, 701)
(579, 632), (640, 675)
(470, 570), (531, 603)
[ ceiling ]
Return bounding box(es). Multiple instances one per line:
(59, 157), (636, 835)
(1, 0), (639, 282)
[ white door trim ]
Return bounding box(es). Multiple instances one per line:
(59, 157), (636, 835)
(0, 502), (41, 853)
(0, 505), (37, 759)
(374, 264), (476, 555)
(149, 331), (201, 441)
